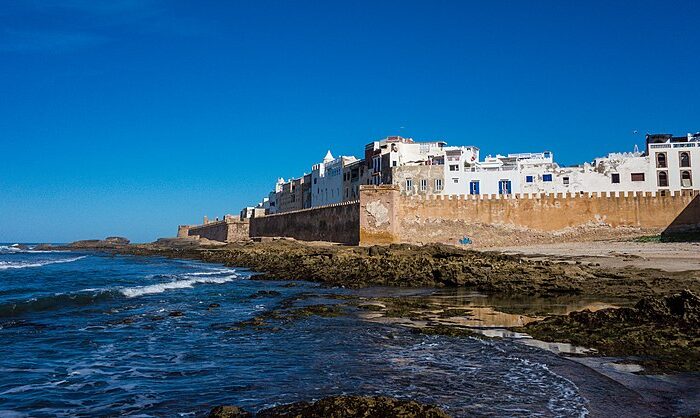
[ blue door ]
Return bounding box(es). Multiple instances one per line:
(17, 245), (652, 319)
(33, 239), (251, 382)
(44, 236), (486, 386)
(469, 181), (480, 195)
(498, 180), (512, 195)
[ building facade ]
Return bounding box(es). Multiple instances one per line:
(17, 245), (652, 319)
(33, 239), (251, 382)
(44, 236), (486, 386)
(256, 132), (700, 215)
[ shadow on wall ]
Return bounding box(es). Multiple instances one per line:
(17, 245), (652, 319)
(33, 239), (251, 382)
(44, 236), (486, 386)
(661, 194), (700, 242)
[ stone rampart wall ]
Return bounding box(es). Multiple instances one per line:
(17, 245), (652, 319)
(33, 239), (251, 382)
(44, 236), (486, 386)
(250, 201), (360, 245)
(187, 219), (250, 243)
(359, 185), (700, 247)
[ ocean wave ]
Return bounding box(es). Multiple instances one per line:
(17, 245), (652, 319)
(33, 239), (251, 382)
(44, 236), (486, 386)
(120, 274), (239, 298)
(0, 245), (60, 254)
(0, 245), (23, 254)
(185, 269), (238, 276)
(0, 289), (118, 319)
(0, 256), (87, 270)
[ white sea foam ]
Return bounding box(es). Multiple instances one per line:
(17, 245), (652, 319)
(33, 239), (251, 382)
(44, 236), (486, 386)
(120, 274), (239, 298)
(0, 245), (59, 254)
(185, 269), (238, 276)
(0, 256), (87, 270)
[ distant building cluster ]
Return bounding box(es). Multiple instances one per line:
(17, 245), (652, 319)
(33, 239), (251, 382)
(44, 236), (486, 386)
(243, 132), (700, 217)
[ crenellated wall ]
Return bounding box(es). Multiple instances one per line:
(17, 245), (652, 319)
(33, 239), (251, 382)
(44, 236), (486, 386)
(359, 186), (700, 247)
(250, 200), (360, 245)
(186, 218), (250, 243)
(179, 188), (699, 247)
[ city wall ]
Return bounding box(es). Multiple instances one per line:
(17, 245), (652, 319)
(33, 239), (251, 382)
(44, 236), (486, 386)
(178, 187), (698, 247)
(359, 186), (700, 247)
(249, 200), (360, 245)
(180, 217), (250, 243)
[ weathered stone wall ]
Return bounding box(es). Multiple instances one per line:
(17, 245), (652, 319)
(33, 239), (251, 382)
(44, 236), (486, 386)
(177, 225), (190, 238)
(187, 219), (250, 243)
(359, 186), (700, 247)
(359, 185), (400, 244)
(250, 201), (360, 245)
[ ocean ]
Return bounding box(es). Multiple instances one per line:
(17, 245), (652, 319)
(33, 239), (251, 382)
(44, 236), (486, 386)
(0, 244), (589, 417)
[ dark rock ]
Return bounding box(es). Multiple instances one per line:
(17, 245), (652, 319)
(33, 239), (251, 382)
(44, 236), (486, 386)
(522, 290), (700, 373)
(68, 237), (130, 249)
(248, 290), (281, 298)
(207, 405), (252, 418)
(33, 244), (54, 251)
(368, 245), (388, 256)
(168, 311), (184, 317)
(104, 236), (130, 245)
(256, 395), (451, 417)
(208, 303), (221, 310)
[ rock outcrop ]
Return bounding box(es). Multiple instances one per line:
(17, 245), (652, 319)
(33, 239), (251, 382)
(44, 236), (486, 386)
(207, 396), (451, 418)
(109, 240), (700, 298)
(67, 237), (130, 249)
(522, 290), (700, 372)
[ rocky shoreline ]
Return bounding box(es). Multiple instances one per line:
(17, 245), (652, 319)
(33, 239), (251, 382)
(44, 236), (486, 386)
(520, 290), (700, 373)
(44, 238), (700, 375)
(207, 396), (451, 418)
(51, 238), (700, 298)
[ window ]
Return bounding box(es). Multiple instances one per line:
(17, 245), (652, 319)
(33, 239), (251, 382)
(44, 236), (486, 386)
(420, 179), (427, 191)
(314, 178), (317, 184)
(469, 181), (480, 195)
(435, 179), (444, 191)
(498, 179), (512, 195)
(372, 156), (381, 172)
(406, 178), (413, 190)
(631, 173), (645, 182)
(611, 173), (620, 184)
(392, 161), (397, 167)
(543, 174), (552, 182)
(680, 152), (691, 168)
(563, 177), (570, 185)
(681, 171), (693, 187)
(452, 178), (459, 183)
(526, 175), (534, 183)
(658, 171), (669, 187)
(449, 164), (459, 171)
(656, 152), (667, 168)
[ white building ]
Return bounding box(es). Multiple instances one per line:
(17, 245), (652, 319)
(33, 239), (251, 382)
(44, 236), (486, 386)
(646, 133), (700, 194)
(256, 132), (699, 216)
(311, 150), (358, 207)
(442, 149), (553, 196)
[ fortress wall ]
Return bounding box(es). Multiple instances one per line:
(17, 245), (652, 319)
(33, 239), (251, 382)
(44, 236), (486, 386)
(187, 219), (250, 243)
(359, 186), (700, 247)
(250, 201), (360, 245)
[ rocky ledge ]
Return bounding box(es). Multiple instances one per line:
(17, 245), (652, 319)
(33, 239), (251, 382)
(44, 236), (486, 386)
(94, 239), (700, 298)
(208, 395), (451, 417)
(521, 290), (700, 373)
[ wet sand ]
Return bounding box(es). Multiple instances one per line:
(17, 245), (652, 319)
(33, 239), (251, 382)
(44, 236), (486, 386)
(493, 241), (700, 272)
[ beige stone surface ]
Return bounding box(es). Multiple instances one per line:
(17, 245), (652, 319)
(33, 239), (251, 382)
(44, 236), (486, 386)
(493, 241), (700, 272)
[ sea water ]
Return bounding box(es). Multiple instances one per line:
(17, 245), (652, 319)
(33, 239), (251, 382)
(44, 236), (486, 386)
(0, 245), (589, 417)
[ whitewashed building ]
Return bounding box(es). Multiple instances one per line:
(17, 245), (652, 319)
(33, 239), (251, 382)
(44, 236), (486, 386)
(311, 150), (358, 207)
(646, 133), (699, 194)
(257, 132), (699, 215)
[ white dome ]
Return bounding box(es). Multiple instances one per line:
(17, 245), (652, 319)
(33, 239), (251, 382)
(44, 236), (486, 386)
(323, 150), (334, 163)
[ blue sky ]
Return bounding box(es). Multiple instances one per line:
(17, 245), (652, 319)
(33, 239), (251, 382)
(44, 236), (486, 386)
(1, 0), (698, 243)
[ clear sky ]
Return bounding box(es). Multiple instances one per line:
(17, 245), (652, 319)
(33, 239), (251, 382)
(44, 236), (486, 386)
(1, 0), (698, 243)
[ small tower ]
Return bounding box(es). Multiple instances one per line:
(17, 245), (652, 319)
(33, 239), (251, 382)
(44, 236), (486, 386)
(323, 150), (334, 163)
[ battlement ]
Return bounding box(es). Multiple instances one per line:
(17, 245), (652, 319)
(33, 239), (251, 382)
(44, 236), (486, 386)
(404, 189), (699, 200)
